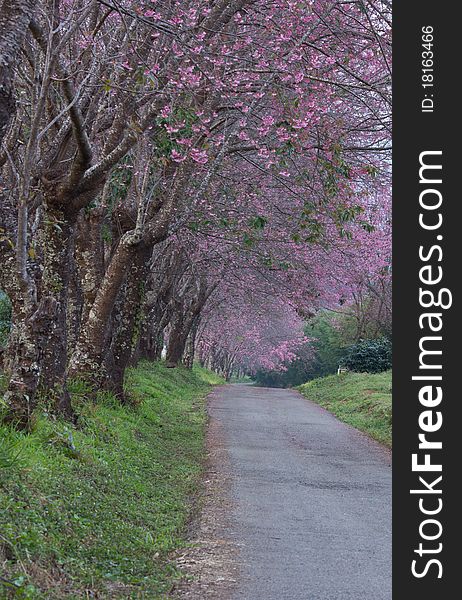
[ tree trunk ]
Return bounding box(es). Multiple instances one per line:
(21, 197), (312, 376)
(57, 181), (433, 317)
(0, 0), (35, 143)
(165, 309), (190, 368)
(165, 280), (211, 368)
(74, 208), (105, 325)
(68, 235), (142, 383)
(183, 319), (199, 369)
(137, 321), (164, 362)
(67, 245), (83, 355)
(137, 291), (174, 363)
(3, 294), (57, 428)
(38, 205), (75, 418)
(0, 198), (75, 424)
(103, 245), (151, 400)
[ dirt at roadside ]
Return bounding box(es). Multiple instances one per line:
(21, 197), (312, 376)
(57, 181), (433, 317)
(170, 392), (239, 600)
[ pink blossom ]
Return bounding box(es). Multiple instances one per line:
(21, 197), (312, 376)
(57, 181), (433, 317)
(190, 149), (208, 164)
(171, 149), (186, 162)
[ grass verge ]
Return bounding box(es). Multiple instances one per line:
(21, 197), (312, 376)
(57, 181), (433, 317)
(297, 370), (392, 447)
(0, 361), (223, 599)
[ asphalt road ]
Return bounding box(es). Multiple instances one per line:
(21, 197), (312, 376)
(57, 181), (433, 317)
(209, 384), (392, 600)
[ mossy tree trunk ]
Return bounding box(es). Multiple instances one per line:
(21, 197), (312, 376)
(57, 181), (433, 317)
(3, 293), (57, 428)
(74, 207), (106, 326)
(103, 244), (151, 401)
(38, 205), (76, 418)
(68, 235), (139, 382)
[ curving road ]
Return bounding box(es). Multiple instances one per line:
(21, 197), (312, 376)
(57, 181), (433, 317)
(209, 384), (392, 600)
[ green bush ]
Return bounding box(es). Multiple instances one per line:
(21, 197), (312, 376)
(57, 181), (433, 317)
(341, 337), (391, 373)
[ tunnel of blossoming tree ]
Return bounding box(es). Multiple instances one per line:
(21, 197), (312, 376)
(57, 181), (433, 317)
(0, 0), (390, 426)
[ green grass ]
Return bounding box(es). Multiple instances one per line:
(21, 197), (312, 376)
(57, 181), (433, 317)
(298, 370), (392, 447)
(228, 375), (253, 384)
(0, 361), (224, 599)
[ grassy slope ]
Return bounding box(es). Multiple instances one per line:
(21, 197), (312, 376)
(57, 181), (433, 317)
(298, 370), (392, 447)
(0, 362), (223, 599)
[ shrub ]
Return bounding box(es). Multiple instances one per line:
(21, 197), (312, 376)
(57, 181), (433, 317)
(341, 337), (392, 373)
